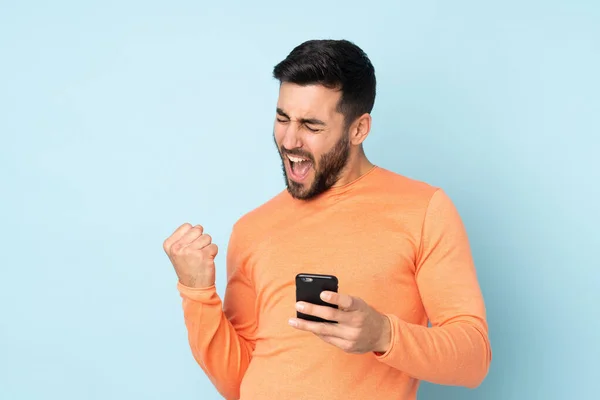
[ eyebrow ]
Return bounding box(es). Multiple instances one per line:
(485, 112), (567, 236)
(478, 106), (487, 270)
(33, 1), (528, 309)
(276, 108), (326, 126)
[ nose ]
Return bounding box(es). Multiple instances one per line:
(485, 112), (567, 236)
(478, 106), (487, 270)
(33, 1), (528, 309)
(280, 121), (303, 151)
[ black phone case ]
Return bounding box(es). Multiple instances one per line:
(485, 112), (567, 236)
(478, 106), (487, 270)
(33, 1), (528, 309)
(295, 273), (339, 323)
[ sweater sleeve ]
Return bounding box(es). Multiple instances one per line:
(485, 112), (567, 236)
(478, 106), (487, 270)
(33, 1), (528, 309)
(178, 223), (257, 400)
(375, 189), (492, 388)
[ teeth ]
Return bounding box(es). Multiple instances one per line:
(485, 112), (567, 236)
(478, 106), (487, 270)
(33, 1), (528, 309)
(287, 155), (308, 163)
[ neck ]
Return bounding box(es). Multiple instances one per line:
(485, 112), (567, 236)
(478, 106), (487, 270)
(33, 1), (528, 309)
(333, 147), (374, 187)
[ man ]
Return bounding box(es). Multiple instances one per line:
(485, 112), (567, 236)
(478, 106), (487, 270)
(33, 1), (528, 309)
(163, 39), (491, 400)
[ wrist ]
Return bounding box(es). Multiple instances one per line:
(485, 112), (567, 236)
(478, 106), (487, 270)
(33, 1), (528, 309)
(374, 314), (392, 354)
(179, 273), (215, 289)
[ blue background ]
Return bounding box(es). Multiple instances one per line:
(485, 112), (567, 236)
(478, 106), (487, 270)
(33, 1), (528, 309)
(1, 1), (598, 399)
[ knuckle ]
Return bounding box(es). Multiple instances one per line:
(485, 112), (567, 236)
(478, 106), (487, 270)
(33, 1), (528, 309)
(341, 342), (354, 352)
(202, 244), (218, 257)
(318, 324), (330, 336)
(324, 309), (337, 320)
(348, 330), (360, 342)
(171, 242), (184, 254)
(351, 313), (365, 326)
(329, 293), (339, 304)
(346, 299), (356, 310)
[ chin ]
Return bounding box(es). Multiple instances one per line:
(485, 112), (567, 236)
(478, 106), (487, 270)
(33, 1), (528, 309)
(286, 179), (310, 199)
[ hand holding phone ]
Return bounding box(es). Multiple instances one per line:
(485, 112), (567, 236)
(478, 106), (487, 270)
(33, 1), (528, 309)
(295, 273), (339, 323)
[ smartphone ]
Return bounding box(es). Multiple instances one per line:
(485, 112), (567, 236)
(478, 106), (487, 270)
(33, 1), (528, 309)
(295, 273), (339, 323)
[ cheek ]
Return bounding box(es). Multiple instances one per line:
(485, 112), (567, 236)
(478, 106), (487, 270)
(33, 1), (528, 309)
(304, 136), (332, 160)
(273, 124), (286, 146)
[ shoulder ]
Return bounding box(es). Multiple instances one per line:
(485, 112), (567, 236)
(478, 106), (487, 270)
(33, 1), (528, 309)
(368, 166), (440, 205)
(372, 168), (466, 228)
(365, 167), (464, 229)
(367, 167), (465, 247)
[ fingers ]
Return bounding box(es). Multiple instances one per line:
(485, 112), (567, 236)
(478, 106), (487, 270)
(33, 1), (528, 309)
(188, 233), (212, 250)
(316, 335), (357, 354)
(163, 223), (194, 253)
(177, 225), (204, 247)
(203, 243), (219, 258)
(295, 302), (346, 323)
(163, 222), (217, 260)
(320, 292), (358, 312)
(288, 318), (342, 337)
(288, 318), (361, 353)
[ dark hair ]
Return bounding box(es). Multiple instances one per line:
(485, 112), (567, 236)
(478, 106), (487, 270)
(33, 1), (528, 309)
(272, 39), (376, 128)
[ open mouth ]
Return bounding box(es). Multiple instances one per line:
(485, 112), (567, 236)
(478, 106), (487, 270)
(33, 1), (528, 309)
(286, 154), (313, 182)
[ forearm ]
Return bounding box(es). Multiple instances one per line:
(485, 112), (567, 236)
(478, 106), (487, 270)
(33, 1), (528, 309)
(179, 283), (254, 400)
(376, 314), (491, 388)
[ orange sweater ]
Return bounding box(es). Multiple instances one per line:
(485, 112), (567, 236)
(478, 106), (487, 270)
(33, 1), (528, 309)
(177, 166), (491, 399)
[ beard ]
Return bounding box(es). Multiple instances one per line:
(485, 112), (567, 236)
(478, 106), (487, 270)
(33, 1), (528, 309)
(274, 131), (351, 200)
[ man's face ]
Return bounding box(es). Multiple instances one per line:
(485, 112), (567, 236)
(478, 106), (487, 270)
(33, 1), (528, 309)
(273, 82), (351, 200)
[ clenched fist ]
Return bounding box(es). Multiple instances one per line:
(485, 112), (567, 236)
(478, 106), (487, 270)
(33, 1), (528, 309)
(163, 223), (219, 288)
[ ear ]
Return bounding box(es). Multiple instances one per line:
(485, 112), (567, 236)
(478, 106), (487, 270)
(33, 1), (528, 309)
(349, 113), (372, 145)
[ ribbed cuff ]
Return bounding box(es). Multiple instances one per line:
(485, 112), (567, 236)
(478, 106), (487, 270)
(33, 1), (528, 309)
(177, 281), (218, 302)
(374, 314), (400, 361)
